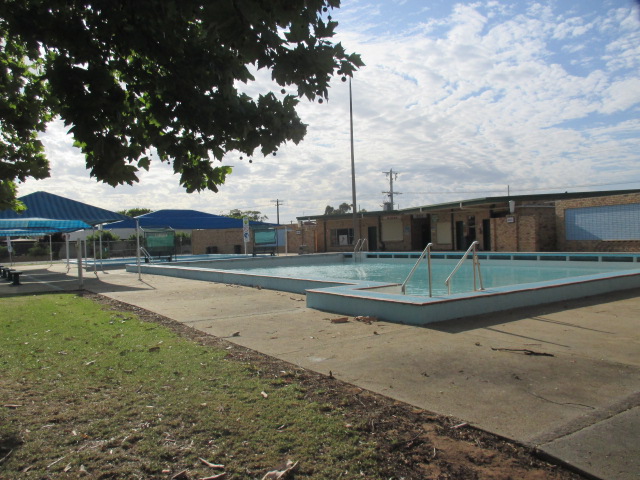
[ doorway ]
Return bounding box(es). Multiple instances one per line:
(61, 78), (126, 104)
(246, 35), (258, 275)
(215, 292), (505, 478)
(482, 219), (491, 251)
(411, 216), (431, 250)
(367, 226), (378, 251)
(455, 221), (465, 250)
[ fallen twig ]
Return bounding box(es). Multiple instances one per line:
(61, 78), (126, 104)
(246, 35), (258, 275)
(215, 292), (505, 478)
(171, 470), (189, 480)
(199, 474), (226, 480)
(0, 449), (13, 464)
(199, 457), (224, 469)
(491, 347), (554, 357)
(47, 455), (67, 469)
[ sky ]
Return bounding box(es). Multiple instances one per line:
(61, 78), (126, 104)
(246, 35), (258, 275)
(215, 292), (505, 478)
(17, 0), (640, 224)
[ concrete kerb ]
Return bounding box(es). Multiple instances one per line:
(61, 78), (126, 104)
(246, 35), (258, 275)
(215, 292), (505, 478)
(3, 263), (639, 480)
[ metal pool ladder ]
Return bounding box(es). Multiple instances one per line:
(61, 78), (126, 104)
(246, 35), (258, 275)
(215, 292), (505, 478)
(444, 241), (484, 295)
(140, 247), (152, 263)
(401, 243), (433, 297)
(353, 238), (368, 262)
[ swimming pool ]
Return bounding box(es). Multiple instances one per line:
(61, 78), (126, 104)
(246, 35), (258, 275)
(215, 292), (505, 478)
(222, 259), (630, 296)
(125, 252), (640, 325)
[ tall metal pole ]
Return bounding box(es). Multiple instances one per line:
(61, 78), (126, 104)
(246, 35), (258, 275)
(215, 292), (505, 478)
(349, 79), (360, 243)
(136, 219), (141, 281)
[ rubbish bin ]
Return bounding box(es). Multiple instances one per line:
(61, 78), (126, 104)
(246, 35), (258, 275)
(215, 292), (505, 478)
(234, 245), (242, 254)
(206, 246), (218, 254)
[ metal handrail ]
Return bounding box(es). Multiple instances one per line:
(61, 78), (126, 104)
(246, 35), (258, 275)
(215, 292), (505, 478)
(140, 247), (152, 262)
(353, 238), (363, 255)
(401, 243), (433, 297)
(353, 238), (368, 262)
(444, 241), (484, 294)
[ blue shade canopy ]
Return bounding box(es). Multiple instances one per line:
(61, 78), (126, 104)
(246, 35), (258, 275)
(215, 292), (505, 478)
(0, 218), (91, 237)
(105, 209), (276, 230)
(0, 191), (130, 226)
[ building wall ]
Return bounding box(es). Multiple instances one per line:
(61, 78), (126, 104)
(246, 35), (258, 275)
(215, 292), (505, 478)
(315, 216), (381, 252)
(192, 228), (245, 254)
(192, 225), (317, 255)
(490, 207), (556, 252)
(556, 193), (640, 252)
(307, 193), (639, 254)
(286, 224), (317, 254)
(493, 217), (518, 251)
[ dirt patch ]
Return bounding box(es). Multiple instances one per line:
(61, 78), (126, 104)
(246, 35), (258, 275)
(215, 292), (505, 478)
(88, 292), (585, 480)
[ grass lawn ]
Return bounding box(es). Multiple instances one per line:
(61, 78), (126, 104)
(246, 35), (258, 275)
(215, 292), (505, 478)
(0, 293), (377, 479)
(0, 292), (584, 480)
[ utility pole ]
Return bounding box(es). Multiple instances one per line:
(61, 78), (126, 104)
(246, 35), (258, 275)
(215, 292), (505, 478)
(271, 199), (283, 224)
(382, 169), (401, 210)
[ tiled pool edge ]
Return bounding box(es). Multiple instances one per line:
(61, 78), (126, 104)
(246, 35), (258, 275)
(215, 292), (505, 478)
(305, 270), (640, 325)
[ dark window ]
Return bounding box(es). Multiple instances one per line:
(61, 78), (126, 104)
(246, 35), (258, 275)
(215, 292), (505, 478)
(330, 228), (354, 246)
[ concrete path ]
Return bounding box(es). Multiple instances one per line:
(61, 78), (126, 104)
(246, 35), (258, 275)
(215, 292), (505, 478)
(2, 263), (639, 480)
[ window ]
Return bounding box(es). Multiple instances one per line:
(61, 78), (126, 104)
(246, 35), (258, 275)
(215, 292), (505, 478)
(566, 203), (640, 240)
(436, 221), (452, 244)
(381, 218), (403, 242)
(330, 228), (354, 246)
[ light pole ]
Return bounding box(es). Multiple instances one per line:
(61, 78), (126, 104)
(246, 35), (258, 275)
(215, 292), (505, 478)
(349, 78), (359, 244)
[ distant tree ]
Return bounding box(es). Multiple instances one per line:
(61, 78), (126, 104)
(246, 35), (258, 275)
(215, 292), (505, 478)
(86, 230), (119, 242)
(324, 202), (352, 215)
(225, 209), (268, 222)
(0, 1), (363, 210)
(117, 208), (152, 218)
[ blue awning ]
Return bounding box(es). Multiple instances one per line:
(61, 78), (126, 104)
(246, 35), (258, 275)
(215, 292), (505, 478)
(105, 209), (276, 230)
(0, 191), (130, 226)
(0, 218), (91, 237)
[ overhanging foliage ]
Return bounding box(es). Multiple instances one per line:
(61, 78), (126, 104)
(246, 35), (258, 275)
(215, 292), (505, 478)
(0, 0), (363, 208)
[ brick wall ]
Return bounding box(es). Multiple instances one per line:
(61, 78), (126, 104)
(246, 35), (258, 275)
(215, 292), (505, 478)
(286, 224), (317, 254)
(192, 225), (317, 255)
(556, 193), (640, 252)
(192, 228), (245, 254)
(315, 217), (380, 252)
(490, 207), (556, 252)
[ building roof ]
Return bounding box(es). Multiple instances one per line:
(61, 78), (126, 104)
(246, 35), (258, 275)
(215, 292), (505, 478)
(0, 191), (130, 226)
(104, 209), (275, 230)
(401, 189), (640, 213)
(297, 189), (640, 220)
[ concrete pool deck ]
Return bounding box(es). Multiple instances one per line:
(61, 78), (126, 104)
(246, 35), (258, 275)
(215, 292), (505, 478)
(2, 263), (639, 480)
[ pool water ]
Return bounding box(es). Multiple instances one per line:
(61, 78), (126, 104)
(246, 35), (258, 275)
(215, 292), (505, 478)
(227, 259), (635, 296)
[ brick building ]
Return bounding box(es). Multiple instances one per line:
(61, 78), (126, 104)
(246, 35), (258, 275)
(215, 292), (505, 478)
(298, 190), (640, 253)
(191, 222), (317, 255)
